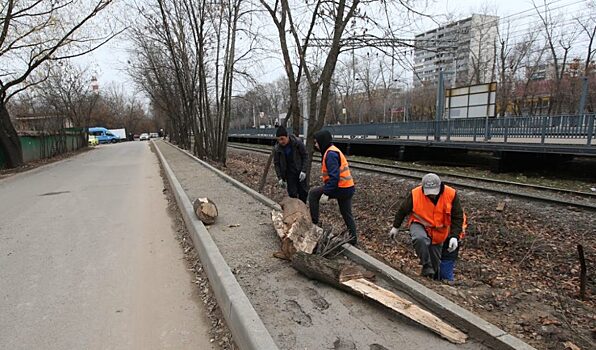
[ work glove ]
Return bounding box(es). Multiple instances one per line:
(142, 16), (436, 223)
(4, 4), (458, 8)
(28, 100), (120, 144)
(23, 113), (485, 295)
(299, 171), (306, 182)
(278, 179), (286, 188)
(447, 237), (458, 253)
(320, 194), (329, 204)
(389, 227), (399, 240)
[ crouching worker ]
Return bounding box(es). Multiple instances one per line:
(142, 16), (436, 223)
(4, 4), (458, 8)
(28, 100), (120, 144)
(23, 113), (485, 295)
(308, 130), (358, 245)
(388, 173), (464, 279)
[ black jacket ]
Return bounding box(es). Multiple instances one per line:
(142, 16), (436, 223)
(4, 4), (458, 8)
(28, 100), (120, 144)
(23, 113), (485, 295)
(274, 135), (307, 180)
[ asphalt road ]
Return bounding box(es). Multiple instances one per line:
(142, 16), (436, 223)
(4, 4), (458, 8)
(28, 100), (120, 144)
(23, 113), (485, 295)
(0, 142), (216, 350)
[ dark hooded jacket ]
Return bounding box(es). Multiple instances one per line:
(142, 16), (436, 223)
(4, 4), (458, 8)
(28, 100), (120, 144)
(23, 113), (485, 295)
(274, 134), (307, 180)
(314, 130), (355, 197)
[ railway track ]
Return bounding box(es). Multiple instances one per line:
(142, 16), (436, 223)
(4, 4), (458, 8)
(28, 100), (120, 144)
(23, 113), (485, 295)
(228, 143), (596, 211)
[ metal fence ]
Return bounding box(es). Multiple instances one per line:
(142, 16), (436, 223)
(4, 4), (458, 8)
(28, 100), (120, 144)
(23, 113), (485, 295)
(229, 114), (596, 145)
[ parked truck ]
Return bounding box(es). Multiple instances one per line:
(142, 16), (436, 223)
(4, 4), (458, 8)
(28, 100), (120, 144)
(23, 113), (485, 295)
(108, 128), (127, 141)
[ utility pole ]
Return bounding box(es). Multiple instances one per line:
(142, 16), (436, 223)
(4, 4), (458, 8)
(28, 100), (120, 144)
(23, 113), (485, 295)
(435, 69), (445, 141)
(578, 76), (588, 115)
(302, 84), (309, 142)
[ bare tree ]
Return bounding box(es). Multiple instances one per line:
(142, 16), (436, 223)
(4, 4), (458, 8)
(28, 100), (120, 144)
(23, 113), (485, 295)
(495, 23), (538, 116)
(0, 0), (120, 168)
(34, 62), (100, 129)
(533, 0), (580, 114)
(130, 0), (255, 163)
(577, 0), (596, 75)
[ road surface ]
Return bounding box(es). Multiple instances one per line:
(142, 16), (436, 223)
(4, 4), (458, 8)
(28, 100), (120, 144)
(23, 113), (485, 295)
(0, 142), (216, 350)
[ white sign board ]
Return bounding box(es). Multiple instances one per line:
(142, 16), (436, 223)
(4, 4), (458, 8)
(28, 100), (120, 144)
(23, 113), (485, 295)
(445, 82), (497, 119)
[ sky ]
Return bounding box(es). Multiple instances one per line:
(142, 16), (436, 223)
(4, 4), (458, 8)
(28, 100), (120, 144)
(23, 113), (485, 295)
(75, 0), (591, 94)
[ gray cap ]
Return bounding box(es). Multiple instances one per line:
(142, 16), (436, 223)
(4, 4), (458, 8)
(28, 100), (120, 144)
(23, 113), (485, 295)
(421, 173), (441, 195)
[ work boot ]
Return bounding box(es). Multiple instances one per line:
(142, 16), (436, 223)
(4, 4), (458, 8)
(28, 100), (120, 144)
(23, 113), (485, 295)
(420, 265), (435, 278)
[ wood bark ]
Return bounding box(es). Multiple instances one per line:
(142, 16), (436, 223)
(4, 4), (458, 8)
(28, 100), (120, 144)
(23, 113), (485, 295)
(193, 197), (218, 225)
(577, 244), (586, 300)
(0, 100), (23, 168)
(271, 197), (322, 259)
(290, 251), (372, 293)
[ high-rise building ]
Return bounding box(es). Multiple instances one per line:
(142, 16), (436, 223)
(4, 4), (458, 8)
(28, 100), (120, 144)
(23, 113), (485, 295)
(413, 14), (499, 87)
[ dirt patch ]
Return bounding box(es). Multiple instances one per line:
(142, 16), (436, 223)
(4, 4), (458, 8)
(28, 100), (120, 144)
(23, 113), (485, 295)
(151, 143), (237, 350)
(217, 148), (595, 350)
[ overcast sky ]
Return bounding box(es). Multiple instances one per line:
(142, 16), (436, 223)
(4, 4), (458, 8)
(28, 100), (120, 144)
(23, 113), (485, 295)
(75, 0), (590, 94)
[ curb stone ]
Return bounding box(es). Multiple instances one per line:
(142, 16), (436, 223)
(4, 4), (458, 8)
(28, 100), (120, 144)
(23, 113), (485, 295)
(153, 141), (278, 350)
(163, 140), (537, 350)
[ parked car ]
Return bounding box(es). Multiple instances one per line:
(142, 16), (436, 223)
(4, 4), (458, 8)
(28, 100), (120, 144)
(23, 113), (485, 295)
(139, 133), (150, 141)
(88, 127), (119, 144)
(149, 132), (159, 138)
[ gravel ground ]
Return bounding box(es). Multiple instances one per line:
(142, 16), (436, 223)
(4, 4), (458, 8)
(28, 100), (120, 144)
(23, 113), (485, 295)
(219, 147), (595, 350)
(155, 141), (488, 350)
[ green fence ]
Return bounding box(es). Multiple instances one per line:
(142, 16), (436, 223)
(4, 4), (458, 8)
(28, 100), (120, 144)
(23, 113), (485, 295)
(0, 129), (86, 169)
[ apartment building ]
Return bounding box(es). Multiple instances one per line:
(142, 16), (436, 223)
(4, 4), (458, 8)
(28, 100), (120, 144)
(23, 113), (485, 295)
(413, 14), (499, 87)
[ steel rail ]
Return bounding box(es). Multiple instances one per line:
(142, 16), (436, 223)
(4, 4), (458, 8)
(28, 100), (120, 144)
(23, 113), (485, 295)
(228, 143), (596, 211)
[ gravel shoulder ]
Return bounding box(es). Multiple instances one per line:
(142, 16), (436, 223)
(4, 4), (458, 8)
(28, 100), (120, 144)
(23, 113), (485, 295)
(155, 141), (488, 350)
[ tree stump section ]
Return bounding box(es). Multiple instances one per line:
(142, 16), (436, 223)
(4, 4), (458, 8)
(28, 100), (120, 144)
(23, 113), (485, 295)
(271, 197), (323, 260)
(193, 197), (218, 225)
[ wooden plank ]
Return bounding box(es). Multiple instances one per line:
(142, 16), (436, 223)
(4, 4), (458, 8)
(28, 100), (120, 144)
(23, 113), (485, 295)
(342, 278), (468, 344)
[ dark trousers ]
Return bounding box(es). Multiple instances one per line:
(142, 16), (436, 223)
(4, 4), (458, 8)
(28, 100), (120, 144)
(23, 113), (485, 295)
(286, 171), (308, 203)
(308, 186), (357, 243)
(410, 223), (443, 277)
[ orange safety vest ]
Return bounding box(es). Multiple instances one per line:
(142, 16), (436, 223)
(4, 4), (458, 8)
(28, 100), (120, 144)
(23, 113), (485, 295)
(408, 185), (460, 245)
(321, 145), (355, 188)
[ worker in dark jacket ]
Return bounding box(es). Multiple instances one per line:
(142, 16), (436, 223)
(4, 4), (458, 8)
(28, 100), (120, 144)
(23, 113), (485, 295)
(388, 173), (464, 279)
(308, 130), (358, 245)
(273, 126), (308, 202)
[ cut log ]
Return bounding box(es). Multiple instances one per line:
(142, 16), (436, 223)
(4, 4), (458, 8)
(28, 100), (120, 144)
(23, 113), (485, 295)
(193, 197), (218, 225)
(271, 197), (323, 259)
(343, 278), (467, 344)
(291, 252), (374, 293)
(291, 252), (467, 344)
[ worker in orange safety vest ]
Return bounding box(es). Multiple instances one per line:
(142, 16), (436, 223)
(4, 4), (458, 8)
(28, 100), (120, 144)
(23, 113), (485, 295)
(308, 130), (357, 245)
(388, 173), (464, 279)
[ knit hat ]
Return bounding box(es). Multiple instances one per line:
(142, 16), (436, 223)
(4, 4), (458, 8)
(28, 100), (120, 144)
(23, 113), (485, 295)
(275, 126), (288, 137)
(421, 173), (441, 196)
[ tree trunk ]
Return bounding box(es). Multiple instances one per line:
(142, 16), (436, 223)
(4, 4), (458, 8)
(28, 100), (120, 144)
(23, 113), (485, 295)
(0, 99), (23, 168)
(290, 251), (369, 293)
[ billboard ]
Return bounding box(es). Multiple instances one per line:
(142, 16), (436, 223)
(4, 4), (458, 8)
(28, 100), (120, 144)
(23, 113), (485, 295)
(445, 82), (497, 118)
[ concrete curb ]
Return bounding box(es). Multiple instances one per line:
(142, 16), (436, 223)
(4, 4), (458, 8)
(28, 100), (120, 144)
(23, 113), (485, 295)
(164, 140), (536, 350)
(153, 141), (278, 350)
